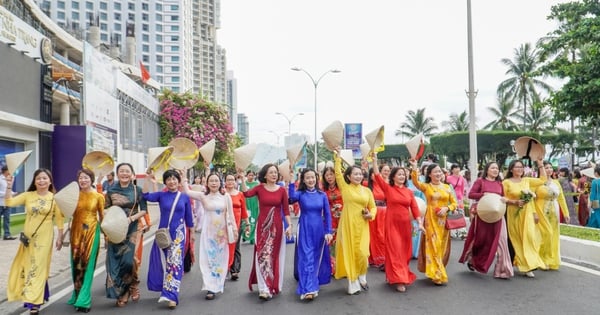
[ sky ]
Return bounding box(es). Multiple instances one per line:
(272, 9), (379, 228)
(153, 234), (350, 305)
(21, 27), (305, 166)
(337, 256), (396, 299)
(218, 0), (567, 146)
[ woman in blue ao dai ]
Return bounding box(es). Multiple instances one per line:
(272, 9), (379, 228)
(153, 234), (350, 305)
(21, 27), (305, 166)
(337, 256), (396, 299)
(288, 168), (333, 301)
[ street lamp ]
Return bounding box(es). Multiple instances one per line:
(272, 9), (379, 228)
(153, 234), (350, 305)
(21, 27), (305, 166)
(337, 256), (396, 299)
(564, 140), (579, 169)
(275, 112), (304, 138)
(594, 139), (600, 162)
(291, 67), (341, 169)
(268, 130), (285, 146)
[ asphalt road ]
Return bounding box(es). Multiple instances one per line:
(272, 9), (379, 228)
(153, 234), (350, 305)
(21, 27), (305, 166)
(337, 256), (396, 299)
(29, 231), (598, 315)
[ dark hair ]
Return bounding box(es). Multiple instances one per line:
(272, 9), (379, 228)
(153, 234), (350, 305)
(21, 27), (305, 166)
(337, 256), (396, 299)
(205, 172), (225, 195)
(246, 170), (255, 176)
(595, 165), (600, 177)
(389, 167), (408, 187)
(77, 168), (95, 184)
(424, 163), (440, 183)
(343, 165), (363, 184)
(559, 167), (572, 181)
(162, 169), (181, 184)
(427, 153), (436, 161)
(367, 167), (376, 190)
(257, 163), (278, 184)
(116, 162), (135, 175)
(321, 166), (336, 190)
(1, 165), (8, 172)
(27, 168), (56, 193)
(505, 159), (524, 179)
(450, 164), (460, 171)
(297, 168), (320, 191)
(573, 169), (582, 179)
(480, 162), (501, 181)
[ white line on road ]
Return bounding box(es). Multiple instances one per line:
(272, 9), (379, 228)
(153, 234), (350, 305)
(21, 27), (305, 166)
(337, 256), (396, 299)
(562, 261), (600, 276)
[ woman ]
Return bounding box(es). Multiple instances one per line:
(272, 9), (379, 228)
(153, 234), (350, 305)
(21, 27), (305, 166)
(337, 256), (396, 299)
(446, 164), (466, 211)
(458, 162), (513, 279)
(502, 159), (546, 278)
(322, 166), (343, 274)
(575, 169), (590, 226)
(409, 160), (457, 285)
(105, 163), (148, 307)
(240, 164), (292, 300)
(144, 170), (194, 309)
(192, 174), (206, 233)
(5, 169), (65, 315)
(333, 149), (377, 295)
(587, 165), (600, 228)
(225, 174), (250, 281)
(68, 169), (105, 312)
(183, 173), (237, 300)
(558, 168), (578, 225)
(367, 164), (389, 269)
(289, 168), (333, 301)
(373, 156), (423, 292)
(535, 162), (570, 269)
(243, 170), (260, 244)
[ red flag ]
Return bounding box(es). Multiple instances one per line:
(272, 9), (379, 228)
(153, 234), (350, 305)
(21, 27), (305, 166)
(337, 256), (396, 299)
(139, 61), (150, 84)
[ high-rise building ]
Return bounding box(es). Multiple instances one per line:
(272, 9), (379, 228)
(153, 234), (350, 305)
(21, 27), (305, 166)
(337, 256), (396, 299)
(237, 113), (249, 145)
(226, 70), (237, 132)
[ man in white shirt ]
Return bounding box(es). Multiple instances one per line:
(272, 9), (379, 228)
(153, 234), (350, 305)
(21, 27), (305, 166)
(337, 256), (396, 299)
(0, 165), (16, 240)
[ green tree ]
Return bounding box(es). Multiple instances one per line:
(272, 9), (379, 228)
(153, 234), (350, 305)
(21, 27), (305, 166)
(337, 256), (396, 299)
(441, 110), (469, 132)
(497, 43), (553, 127)
(484, 93), (521, 130)
(539, 0), (600, 122)
(395, 108), (438, 138)
(525, 100), (554, 133)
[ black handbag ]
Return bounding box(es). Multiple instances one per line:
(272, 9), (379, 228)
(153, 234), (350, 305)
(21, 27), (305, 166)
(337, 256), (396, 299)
(20, 199), (54, 247)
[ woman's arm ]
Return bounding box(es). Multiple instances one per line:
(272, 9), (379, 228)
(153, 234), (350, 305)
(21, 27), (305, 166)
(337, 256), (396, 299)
(467, 178), (484, 200)
(288, 182), (300, 203)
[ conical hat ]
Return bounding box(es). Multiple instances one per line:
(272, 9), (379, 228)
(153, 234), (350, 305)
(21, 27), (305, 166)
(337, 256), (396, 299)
(100, 206), (129, 243)
(190, 184), (205, 192)
(81, 151), (114, 177)
(582, 166), (597, 179)
(360, 143), (371, 159)
(339, 149), (355, 166)
(317, 161), (326, 173)
(286, 142), (306, 166)
(152, 158), (171, 184)
(54, 181), (80, 219)
(514, 136), (545, 162)
(278, 160), (291, 182)
(168, 138), (199, 170)
(321, 120), (344, 151)
(365, 125), (384, 152)
(405, 134), (425, 160)
(411, 196), (427, 219)
(199, 139), (216, 164)
(477, 193), (506, 223)
(147, 146), (174, 172)
(5, 150), (32, 176)
(234, 143), (258, 170)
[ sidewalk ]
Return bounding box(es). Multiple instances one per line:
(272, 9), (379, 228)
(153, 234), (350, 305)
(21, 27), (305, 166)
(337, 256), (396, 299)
(0, 203), (159, 314)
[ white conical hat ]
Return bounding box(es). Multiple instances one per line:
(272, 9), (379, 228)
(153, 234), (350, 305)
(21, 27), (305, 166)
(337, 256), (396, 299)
(411, 196), (427, 219)
(339, 149), (355, 166)
(100, 206), (129, 243)
(234, 143), (258, 170)
(278, 159), (291, 182)
(5, 150), (32, 176)
(54, 181), (80, 219)
(147, 146), (174, 172)
(321, 120), (344, 151)
(199, 139), (216, 164)
(405, 133), (425, 160)
(360, 143), (371, 159)
(286, 142), (306, 166)
(365, 125), (384, 151)
(81, 151), (114, 177)
(514, 136), (545, 162)
(582, 166), (597, 179)
(317, 161), (326, 173)
(477, 193), (506, 223)
(168, 138), (200, 170)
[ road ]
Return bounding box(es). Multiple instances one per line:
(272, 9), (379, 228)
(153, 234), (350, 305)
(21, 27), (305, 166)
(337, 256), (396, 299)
(24, 227), (598, 315)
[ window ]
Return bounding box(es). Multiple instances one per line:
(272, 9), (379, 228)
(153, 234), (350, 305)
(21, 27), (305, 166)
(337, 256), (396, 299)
(156, 55), (163, 62)
(142, 55), (149, 62)
(100, 23), (107, 31)
(157, 76), (163, 83)
(114, 13), (121, 20)
(100, 33), (108, 41)
(114, 2), (121, 10)
(171, 15), (179, 21)
(172, 87), (179, 92)
(156, 3), (162, 10)
(171, 66), (180, 72)
(128, 2), (135, 10)
(142, 24), (149, 31)
(156, 14), (162, 21)
(57, 11), (65, 19)
(114, 23), (121, 31)
(128, 13), (135, 21)
(86, 1), (93, 9)
(156, 66), (163, 73)
(72, 2), (79, 9)
(142, 45), (149, 52)
(171, 5), (179, 10)
(142, 13), (148, 21)
(100, 12), (107, 20)
(171, 46), (179, 52)
(100, 2), (107, 10)
(156, 34), (163, 41)
(156, 45), (163, 52)
(142, 3), (148, 10)
(156, 24), (162, 32)
(171, 56), (179, 62)
(172, 76), (180, 83)
(72, 12), (79, 20)
(142, 34), (149, 42)
(171, 35), (179, 42)
(57, 1), (65, 9)
(171, 25), (179, 31)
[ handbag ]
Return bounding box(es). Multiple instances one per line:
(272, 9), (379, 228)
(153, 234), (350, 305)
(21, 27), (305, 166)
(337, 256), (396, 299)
(592, 200), (600, 209)
(445, 210), (467, 230)
(20, 199), (54, 247)
(155, 192), (181, 249)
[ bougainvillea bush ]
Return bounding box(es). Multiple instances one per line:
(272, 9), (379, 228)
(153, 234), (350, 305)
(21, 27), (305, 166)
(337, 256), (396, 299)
(159, 89), (239, 169)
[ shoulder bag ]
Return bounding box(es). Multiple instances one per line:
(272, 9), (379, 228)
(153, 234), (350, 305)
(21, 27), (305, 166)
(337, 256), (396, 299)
(155, 192), (181, 249)
(20, 199), (54, 247)
(445, 209), (467, 230)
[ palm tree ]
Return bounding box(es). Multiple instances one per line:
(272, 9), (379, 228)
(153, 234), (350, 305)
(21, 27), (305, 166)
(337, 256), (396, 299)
(525, 100), (554, 133)
(441, 110), (469, 132)
(395, 108), (438, 138)
(483, 93), (521, 130)
(497, 42), (553, 128)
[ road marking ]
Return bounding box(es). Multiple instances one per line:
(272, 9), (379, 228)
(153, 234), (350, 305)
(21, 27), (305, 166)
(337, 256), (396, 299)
(42, 235), (156, 310)
(562, 261), (600, 276)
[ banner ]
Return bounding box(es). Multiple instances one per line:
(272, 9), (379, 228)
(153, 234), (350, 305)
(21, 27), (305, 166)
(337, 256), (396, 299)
(344, 123), (362, 159)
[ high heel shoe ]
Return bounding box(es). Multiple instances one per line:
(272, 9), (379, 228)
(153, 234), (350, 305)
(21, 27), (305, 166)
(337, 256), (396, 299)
(129, 286), (140, 302)
(168, 301), (177, 309)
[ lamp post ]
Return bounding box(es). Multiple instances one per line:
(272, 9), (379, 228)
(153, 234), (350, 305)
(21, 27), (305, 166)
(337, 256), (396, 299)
(268, 130), (284, 146)
(564, 140), (579, 170)
(291, 67), (341, 169)
(275, 112), (304, 142)
(594, 139), (600, 163)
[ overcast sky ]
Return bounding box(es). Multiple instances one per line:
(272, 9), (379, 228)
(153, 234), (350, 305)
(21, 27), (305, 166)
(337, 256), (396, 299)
(218, 0), (567, 146)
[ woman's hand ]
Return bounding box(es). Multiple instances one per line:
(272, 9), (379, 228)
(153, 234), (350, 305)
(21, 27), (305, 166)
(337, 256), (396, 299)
(435, 206), (449, 217)
(324, 233), (333, 244)
(285, 224), (293, 239)
(362, 209), (373, 220)
(55, 238), (63, 251)
(408, 159), (418, 169)
(417, 222), (425, 233)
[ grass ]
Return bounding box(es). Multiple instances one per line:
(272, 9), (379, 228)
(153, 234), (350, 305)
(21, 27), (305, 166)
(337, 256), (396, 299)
(8, 213), (25, 235)
(560, 224), (600, 242)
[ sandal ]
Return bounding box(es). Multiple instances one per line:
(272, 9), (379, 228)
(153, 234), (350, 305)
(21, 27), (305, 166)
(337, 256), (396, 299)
(168, 301), (177, 309)
(230, 273), (239, 281)
(116, 298), (128, 307)
(304, 293), (314, 301)
(396, 285), (406, 292)
(30, 308), (40, 315)
(205, 292), (215, 300)
(360, 282), (369, 291)
(129, 286), (140, 302)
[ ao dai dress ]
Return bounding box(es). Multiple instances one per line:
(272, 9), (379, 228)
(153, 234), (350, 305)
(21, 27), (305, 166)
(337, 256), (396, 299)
(588, 178), (600, 228)
(288, 183), (332, 297)
(534, 179), (569, 270)
(503, 177), (546, 272)
(333, 155), (377, 294)
(144, 191), (194, 305)
(368, 179), (386, 266)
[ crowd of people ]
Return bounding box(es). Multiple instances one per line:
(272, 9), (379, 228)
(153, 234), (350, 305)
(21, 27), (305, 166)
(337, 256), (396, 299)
(3, 148), (600, 314)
